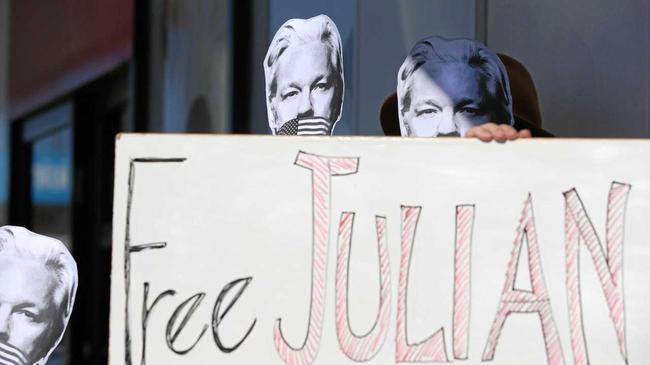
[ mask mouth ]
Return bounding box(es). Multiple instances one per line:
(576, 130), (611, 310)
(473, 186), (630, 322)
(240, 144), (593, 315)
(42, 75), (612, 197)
(436, 131), (461, 137)
(0, 341), (28, 365)
(277, 117), (331, 136)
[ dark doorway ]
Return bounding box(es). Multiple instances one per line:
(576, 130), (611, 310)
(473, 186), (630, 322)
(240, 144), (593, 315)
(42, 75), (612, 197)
(71, 66), (129, 364)
(9, 65), (129, 365)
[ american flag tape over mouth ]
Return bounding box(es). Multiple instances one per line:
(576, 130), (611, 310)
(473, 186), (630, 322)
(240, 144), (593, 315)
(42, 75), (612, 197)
(0, 342), (27, 365)
(277, 117), (331, 136)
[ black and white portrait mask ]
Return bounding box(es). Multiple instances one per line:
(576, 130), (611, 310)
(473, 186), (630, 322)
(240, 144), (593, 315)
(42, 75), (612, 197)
(264, 15), (345, 136)
(0, 226), (78, 365)
(397, 36), (514, 137)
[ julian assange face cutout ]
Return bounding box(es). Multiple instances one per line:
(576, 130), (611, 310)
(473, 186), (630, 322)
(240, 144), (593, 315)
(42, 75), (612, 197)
(398, 36), (513, 137)
(0, 226), (77, 365)
(271, 41), (337, 129)
(0, 257), (57, 365)
(403, 62), (494, 137)
(264, 15), (344, 136)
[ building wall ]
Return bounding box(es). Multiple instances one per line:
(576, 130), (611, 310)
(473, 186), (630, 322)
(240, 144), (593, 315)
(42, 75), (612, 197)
(253, 0), (648, 137)
(148, 0), (232, 133)
(9, 0), (133, 119)
(487, 0), (650, 137)
(154, 0), (648, 137)
(247, 0), (271, 135)
(0, 0), (9, 224)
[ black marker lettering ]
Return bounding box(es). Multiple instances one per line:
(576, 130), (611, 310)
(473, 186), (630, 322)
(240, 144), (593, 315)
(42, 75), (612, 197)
(141, 283), (175, 365)
(166, 292), (208, 355)
(211, 277), (256, 353)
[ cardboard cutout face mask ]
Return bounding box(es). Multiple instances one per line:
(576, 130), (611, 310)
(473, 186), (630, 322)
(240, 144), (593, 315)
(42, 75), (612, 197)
(0, 226), (78, 365)
(397, 36), (514, 137)
(264, 15), (345, 136)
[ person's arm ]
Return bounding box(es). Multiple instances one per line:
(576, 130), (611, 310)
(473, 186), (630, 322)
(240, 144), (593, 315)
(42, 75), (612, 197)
(465, 122), (531, 142)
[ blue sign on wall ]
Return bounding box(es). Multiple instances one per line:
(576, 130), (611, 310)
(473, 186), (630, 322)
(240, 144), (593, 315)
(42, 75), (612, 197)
(31, 128), (72, 205)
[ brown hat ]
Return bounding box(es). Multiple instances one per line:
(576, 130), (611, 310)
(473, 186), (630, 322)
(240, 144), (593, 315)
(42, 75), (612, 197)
(498, 53), (542, 128)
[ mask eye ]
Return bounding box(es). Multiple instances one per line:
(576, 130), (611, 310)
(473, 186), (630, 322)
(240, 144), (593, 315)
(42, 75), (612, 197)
(459, 106), (480, 115)
(415, 107), (438, 117)
(281, 89), (299, 101)
(15, 309), (39, 322)
(313, 81), (330, 92)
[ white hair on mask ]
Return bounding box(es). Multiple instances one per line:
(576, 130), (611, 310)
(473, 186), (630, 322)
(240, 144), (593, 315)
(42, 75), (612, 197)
(0, 226), (77, 365)
(263, 14), (345, 134)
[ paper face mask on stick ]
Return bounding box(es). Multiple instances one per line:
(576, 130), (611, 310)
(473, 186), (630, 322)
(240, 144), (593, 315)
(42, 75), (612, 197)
(264, 14), (345, 136)
(397, 36), (514, 137)
(0, 226), (78, 365)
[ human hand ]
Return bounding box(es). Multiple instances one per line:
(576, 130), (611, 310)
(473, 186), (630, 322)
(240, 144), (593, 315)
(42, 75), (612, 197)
(465, 123), (531, 142)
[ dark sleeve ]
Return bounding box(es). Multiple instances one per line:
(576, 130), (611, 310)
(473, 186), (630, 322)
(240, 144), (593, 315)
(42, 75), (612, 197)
(513, 117), (554, 137)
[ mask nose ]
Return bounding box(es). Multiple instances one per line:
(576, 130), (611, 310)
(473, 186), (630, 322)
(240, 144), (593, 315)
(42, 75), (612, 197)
(436, 110), (458, 136)
(296, 93), (314, 119)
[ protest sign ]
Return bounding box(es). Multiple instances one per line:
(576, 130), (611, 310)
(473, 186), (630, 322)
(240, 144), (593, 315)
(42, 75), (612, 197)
(110, 135), (650, 365)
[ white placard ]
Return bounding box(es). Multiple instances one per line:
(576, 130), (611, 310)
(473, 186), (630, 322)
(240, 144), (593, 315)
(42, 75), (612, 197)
(110, 134), (650, 365)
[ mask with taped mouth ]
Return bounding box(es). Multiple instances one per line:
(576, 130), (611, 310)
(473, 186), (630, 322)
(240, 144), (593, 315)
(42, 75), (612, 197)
(0, 341), (28, 365)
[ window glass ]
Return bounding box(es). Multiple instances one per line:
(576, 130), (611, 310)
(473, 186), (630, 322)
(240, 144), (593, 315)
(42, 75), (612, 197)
(0, 117), (7, 225)
(0, 0), (7, 225)
(30, 127), (73, 245)
(162, 0), (232, 133)
(25, 103), (74, 365)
